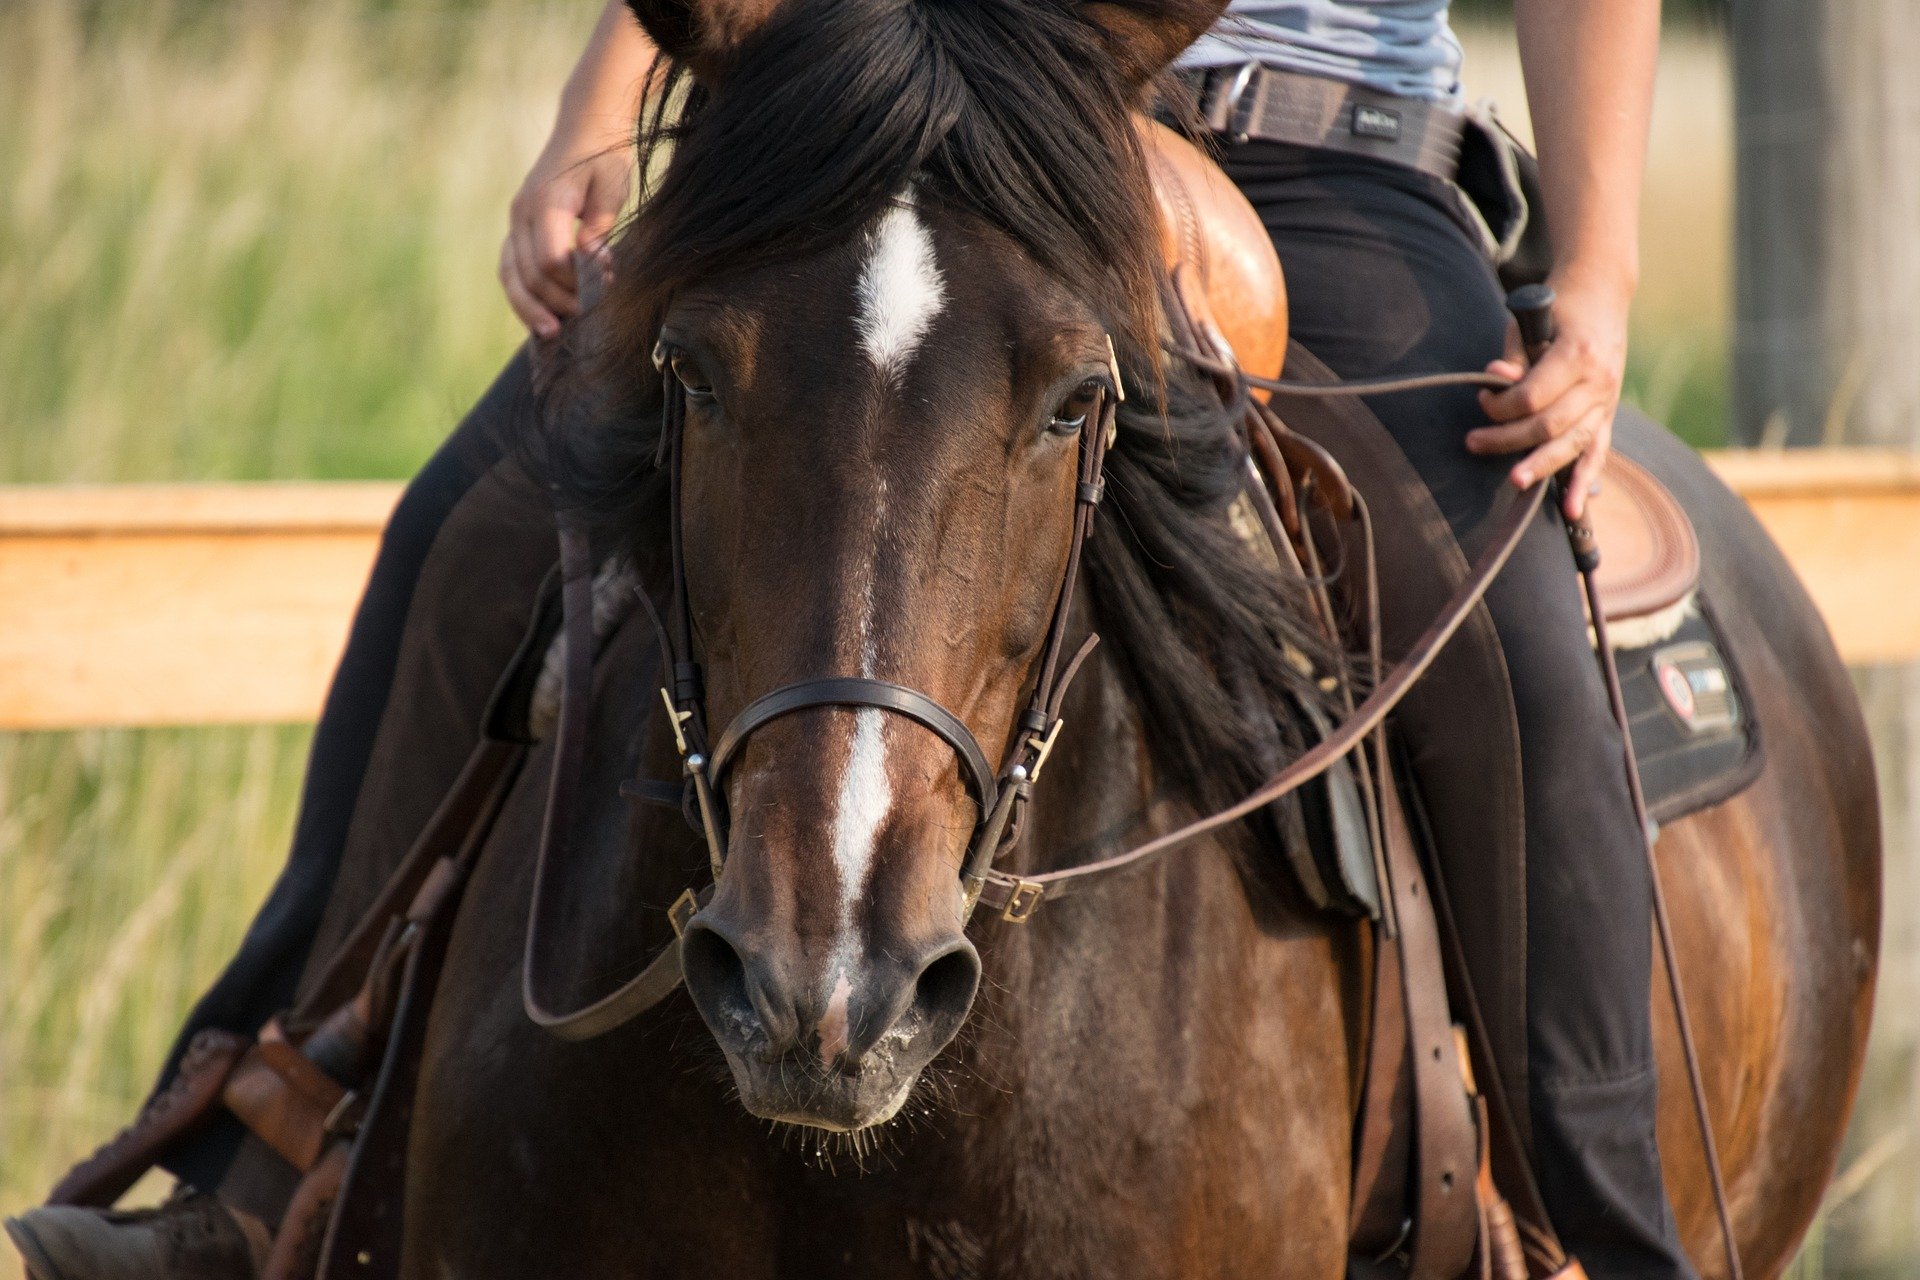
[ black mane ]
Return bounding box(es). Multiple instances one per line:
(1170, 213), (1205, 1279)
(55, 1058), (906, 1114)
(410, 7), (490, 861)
(544, 0), (1335, 825)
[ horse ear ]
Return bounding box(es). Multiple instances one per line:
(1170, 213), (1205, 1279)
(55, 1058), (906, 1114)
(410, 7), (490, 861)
(623, 0), (789, 80)
(1079, 0), (1228, 90)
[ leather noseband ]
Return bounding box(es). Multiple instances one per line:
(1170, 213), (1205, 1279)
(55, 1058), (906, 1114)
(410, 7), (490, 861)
(709, 677), (1000, 820)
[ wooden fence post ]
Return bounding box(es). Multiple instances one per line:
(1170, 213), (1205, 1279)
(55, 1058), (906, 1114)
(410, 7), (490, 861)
(1732, 0), (1920, 446)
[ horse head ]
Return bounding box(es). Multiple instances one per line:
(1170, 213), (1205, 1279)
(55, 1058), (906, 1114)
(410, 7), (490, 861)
(552, 0), (1277, 1134)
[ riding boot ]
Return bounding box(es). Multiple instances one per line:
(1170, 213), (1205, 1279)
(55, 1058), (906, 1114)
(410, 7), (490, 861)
(5, 1191), (268, 1280)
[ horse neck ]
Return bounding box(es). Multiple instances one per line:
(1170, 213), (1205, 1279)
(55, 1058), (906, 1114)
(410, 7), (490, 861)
(973, 638), (1338, 1059)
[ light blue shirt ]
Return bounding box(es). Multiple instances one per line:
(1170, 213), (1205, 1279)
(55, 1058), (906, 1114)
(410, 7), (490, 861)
(1180, 0), (1465, 105)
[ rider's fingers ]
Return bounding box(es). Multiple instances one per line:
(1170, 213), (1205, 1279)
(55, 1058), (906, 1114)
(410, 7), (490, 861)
(1485, 357), (1527, 390)
(499, 240), (560, 340)
(1511, 406), (1604, 491)
(1501, 315), (1525, 367)
(577, 168), (628, 256)
(1465, 393), (1582, 457)
(511, 220), (579, 320)
(1480, 342), (1579, 422)
(532, 206), (583, 296)
(1562, 418), (1614, 520)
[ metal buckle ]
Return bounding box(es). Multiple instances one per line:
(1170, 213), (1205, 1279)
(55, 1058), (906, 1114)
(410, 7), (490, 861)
(1001, 878), (1045, 923)
(659, 687), (694, 756)
(1217, 61), (1262, 143)
(667, 887), (700, 937)
(1025, 719), (1064, 783)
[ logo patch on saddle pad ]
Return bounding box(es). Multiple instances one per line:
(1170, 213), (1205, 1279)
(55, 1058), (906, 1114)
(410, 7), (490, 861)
(1616, 612), (1761, 823)
(1351, 104), (1403, 142)
(1653, 642), (1739, 734)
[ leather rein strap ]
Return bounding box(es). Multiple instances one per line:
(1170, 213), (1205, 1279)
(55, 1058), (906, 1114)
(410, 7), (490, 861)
(975, 476), (1542, 914)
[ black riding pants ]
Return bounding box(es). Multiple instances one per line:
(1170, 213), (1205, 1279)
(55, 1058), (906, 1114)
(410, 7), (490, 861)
(1221, 139), (1695, 1279)
(157, 352), (548, 1192)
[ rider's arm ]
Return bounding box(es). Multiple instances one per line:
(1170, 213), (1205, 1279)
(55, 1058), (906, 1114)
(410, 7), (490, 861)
(500, 0), (656, 338)
(1469, 0), (1661, 520)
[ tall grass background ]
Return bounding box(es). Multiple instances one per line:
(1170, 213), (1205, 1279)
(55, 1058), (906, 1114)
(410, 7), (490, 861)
(1, 3), (1908, 1277)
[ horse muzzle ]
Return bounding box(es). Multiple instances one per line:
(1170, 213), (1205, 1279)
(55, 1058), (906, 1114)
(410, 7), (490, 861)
(679, 910), (980, 1131)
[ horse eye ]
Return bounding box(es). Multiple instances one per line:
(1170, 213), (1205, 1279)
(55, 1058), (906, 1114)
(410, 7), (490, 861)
(1047, 380), (1103, 436)
(669, 352), (716, 402)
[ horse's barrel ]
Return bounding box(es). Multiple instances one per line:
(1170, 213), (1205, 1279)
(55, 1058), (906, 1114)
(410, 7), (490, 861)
(1137, 117), (1289, 384)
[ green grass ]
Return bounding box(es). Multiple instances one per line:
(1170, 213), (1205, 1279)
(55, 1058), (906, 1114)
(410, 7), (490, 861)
(0, 727), (310, 1217)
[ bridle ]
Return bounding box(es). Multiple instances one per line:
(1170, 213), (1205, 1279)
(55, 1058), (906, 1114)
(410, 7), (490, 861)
(522, 328), (1543, 1042)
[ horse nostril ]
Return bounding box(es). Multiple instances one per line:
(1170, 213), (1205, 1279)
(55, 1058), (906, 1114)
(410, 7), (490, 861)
(910, 943), (981, 1037)
(681, 921), (768, 1049)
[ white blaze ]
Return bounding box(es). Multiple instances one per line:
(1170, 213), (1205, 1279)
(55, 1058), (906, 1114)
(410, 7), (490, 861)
(854, 195), (945, 384)
(814, 194), (940, 1054)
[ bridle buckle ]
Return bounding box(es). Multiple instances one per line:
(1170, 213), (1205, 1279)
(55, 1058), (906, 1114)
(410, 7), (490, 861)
(1025, 718), (1065, 783)
(1001, 878), (1046, 923)
(667, 887), (701, 938)
(658, 687), (694, 757)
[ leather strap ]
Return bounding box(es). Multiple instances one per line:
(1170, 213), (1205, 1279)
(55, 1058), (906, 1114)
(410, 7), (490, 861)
(1187, 63), (1466, 181)
(710, 677), (998, 819)
(1377, 765), (1479, 1279)
(975, 478), (1545, 914)
(521, 518), (704, 1041)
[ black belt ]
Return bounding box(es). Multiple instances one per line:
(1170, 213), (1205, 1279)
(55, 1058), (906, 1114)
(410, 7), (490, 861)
(1180, 63), (1466, 181)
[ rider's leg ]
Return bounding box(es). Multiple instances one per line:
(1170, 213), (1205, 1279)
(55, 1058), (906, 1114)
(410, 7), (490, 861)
(153, 347), (556, 1191)
(1224, 139), (1696, 1279)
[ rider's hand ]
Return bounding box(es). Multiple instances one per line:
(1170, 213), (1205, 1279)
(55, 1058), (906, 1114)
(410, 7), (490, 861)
(1467, 271), (1633, 522)
(500, 126), (633, 339)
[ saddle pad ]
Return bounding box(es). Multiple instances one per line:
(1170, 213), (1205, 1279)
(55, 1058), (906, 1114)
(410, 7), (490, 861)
(1613, 599), (1763, 825)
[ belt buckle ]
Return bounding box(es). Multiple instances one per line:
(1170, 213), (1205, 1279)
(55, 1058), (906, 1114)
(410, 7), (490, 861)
(1211, 61), (1262, 143)
(1001, 878), (1045, 924)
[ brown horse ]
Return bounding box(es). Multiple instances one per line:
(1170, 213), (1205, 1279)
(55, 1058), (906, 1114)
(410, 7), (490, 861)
(395, 1), (1878, 1275)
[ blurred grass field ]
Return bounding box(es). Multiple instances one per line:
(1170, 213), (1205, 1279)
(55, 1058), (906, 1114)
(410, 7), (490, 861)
(0, 0), (595, 1256)
(3, 3), (1880, 1277)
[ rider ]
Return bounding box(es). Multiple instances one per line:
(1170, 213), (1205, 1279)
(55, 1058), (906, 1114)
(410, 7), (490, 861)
(7, 1), (1682, 1277)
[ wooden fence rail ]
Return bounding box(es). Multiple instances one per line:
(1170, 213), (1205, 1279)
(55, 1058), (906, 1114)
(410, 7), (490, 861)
(4, 450), (1918, 730)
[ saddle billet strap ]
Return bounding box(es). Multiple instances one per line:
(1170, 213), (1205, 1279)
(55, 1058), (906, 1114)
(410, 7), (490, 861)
(1406, 753), (1568, 1277)
(1377, 765), (1480, 1280)
(974, 477), (1546, 915)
